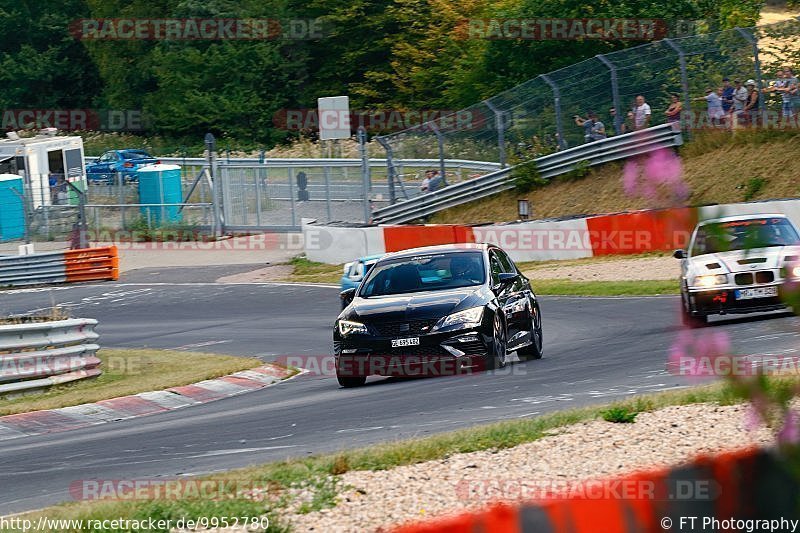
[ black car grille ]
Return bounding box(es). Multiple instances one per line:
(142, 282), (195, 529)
(449, 340), (487, 356)
(735, 271), (775, 285)
(371, 319), (439, 337)
(385, 345), (448, 358)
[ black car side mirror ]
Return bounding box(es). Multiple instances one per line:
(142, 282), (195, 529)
(340, 288), (356, 307)
(673, 249), (686, 259)
(493, 272), (519, 292)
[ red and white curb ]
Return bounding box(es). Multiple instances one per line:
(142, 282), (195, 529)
(0, 364), (298, 441)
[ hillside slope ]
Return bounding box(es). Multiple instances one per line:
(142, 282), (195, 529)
(430, 131), (800, 224)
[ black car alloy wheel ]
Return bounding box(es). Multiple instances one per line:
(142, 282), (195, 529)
(490, 312), (507, 369)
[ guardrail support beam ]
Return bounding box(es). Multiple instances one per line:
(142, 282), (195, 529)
(540, 75), (566, 150)
(664, 38), (692, 136)
(735, 27), (766, 117)
(596, 55), (623, 137)
(483, 99), (507, 167)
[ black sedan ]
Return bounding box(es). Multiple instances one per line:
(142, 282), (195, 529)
(334, 243), (543, 387)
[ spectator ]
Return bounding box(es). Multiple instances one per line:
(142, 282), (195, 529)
(732, 79), (748, 127)
(608, 107), (625, 135)
(744, 79), (760, 127)
(763, 68), (787, 113)
(785, 68), (799, 118)
(574, 112), (605, 143)
(694, 87), (725, 127)
(665, 94), (682, 124)
(633, 95), (651, 130)
(428, 169), (446, 191)
(721, 78), (735, 114)
(420, 170), (432, 193)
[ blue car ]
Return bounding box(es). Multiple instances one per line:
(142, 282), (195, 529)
(340, 254), (382, 308)
(86, 149), (160, 184)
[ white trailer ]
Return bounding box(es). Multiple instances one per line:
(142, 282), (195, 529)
(0, 134), (87, 209)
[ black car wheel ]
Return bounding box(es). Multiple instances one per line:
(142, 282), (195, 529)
(337, 375), (367, 388)
(518, 302), (543, 360)
(489, 313), (507, 370)
(681, 292), (707, 328)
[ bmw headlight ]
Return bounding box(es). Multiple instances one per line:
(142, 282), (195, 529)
(433, 307), (484, 331)
(338, 320), (368, 337)
(694, 274), (727, 288)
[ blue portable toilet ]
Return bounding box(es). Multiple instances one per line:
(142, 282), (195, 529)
(136, 164), (183, 225)
(0, 174), (25, 242)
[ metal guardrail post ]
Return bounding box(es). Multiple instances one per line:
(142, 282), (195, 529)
(375, 136), (397, 204)
(596, 54), (623, 137)
(735, 27), (766, 118)
(483, 99), (506, 167)
(205, 133), (223, 237)
(358, 127), (371, 223)
(664, 38), (692, 138)
(540, 75), (566, 150)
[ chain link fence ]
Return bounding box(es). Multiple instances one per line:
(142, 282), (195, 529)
(376, 18), (800, 172)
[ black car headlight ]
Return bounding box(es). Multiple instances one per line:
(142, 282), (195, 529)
(433, 307), (484, 331)
(338, 319), (368, 337)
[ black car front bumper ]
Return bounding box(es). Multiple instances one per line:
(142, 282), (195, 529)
(335, 327), (493, 378)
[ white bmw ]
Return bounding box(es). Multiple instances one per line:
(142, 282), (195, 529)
(675, 214), (800, 327)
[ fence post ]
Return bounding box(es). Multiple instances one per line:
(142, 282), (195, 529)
(735, 27), (766, 119)
(357, 127), (371, 223)
(323, 165), (332, 221)
(288, 167), (297, 227)
(375, 136), (397, 205)
(428, 122), (448, 186)
(483, 99), (506, 167)
(596, 54), (623, 137)
(541, 74), (567, 150)
(205, 133), (223, 237)
(664, 38), (692, 137)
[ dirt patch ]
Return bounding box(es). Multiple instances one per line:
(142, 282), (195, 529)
(522, 255), (680, 281)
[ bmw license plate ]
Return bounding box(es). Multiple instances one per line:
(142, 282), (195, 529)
(391, 337), (420, 348)
(735, 286), (778, 300)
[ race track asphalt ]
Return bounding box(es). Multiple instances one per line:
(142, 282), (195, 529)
(0, 281), (798, 514)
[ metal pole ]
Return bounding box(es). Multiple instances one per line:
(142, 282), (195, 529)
(736, 28), (766, 118)
(596, 55), (623, 137)
(254, 167), (263, 227)
(65, 181), (88, 249)
(205, 133), (223, 237)
(541, 74), (567, 149)
(323, 165), (332, 221)
(483, 99), (507, 167)
(376, 136), (396, 205)
(117, 171), (126, 228)
(428, 122), (448, 186)
(358, 127), (370, 223)
(288, 167), (297, 227)
(664, 38), (692, 137)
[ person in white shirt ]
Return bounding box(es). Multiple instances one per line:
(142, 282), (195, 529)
(633, 95), (651, 130)
(732, 79), (749, 128)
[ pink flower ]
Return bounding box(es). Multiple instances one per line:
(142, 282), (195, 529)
(778, 410), (800, 447)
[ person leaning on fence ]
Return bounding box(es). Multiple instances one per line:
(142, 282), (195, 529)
(665, 94), (682, 124)
(721, 78), (735, 115)
(633, 95), (651, 130)
(694, 87), (725, 127)
(574, 112), (605, 143)
(744, 79), (760, 126)
(785, 68), (799, 118)
(420, 170), (432, 193)
(732, 79), (748, 128)
(428, 169), (446, 191)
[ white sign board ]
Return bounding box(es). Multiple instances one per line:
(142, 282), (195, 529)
(317, 96), (350, 140)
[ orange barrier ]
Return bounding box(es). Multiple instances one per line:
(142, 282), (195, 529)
(64, 245), (119, 283)
(586, 207), (698, 256)
(391, 447), (789, 533)
(383, 225), (475, 253)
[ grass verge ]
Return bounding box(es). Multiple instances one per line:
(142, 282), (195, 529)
(7, 379), (786, 532)
(532, 279), (679, 296)
(0, 349), (265, 416)
(287, 257), (342, 284)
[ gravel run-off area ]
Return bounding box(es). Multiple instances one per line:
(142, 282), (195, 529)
(285, 403), (772, 532)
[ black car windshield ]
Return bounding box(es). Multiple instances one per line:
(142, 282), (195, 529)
(122, 151), (152, 159)
(691, 218), (800, 255)
(358, 251), (485, 297)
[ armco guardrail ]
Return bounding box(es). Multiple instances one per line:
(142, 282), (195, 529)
(84, 156), (501, 173)
(0, 318), (101, 396)
(0, 246), (119, 287)
(372, 124), (683, 224)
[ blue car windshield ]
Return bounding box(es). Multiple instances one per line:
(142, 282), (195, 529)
(358, 252), (485, 297)
(691, 218), (800, 255)
(122, 151), (152, 159)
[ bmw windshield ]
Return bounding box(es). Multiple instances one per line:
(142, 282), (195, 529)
(358, 252), (486, 297)
(691, 218), (800, 256)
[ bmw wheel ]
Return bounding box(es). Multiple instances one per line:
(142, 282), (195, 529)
(681, 292), (707, 328)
